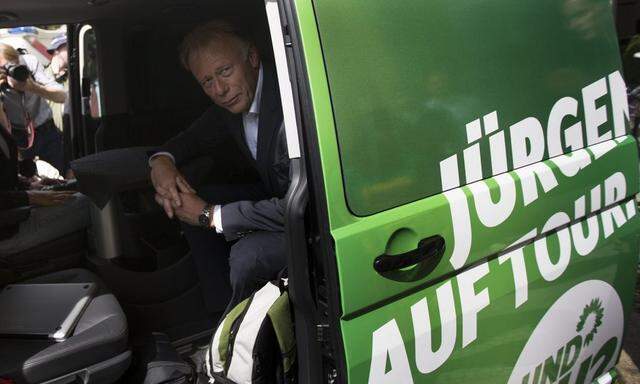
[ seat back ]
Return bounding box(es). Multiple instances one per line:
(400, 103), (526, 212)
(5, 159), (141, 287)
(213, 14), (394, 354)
(0, 231), (86, 287)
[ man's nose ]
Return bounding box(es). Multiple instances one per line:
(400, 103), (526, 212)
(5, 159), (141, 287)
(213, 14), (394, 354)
(213, 77), (228, 96)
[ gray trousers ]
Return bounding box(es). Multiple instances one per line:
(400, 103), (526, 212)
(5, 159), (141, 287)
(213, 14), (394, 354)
(0, 193), (90, 255)
(226, 231), (286, 313)
(181, 184), (287, 315)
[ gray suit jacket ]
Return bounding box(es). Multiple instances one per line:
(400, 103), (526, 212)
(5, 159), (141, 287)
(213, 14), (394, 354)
(157, 62), (289, 241)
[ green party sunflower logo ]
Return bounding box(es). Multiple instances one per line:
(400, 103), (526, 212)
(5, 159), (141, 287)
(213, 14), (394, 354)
(576, 298), (604, 347)
(508, 281), (624, 384)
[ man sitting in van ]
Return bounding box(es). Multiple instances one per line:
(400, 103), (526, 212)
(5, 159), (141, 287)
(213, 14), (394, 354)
(149, 20), (289, 315)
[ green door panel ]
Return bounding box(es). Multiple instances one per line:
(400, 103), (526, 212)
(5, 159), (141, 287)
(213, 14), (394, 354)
(312, 0), (623, 216)
(334, 137), (638, 317)
(342, 218), (639, 383)
(289, 0), (638, 382)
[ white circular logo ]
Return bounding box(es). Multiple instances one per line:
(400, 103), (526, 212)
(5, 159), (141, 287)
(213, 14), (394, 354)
(508, 280), (623, 384)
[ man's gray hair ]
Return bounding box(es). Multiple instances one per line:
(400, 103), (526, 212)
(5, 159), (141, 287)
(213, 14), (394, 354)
(179, 19), (251, 71)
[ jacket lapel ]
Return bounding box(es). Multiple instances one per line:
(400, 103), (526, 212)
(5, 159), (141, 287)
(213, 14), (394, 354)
(255, 63), (282, 169)
(227, 112), (255, 166)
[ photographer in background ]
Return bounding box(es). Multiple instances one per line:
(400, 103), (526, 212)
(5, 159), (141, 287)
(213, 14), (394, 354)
(0, 43), (66, 175)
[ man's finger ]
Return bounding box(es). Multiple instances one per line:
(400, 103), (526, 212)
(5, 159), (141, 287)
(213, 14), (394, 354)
(154, 193), (164, 206)
(157, 186), (173, 198)
(169, 185), (181, 207)
(155, 186), (171, 199)
(176, 177), (196, 194)
(175, 177), (188, 193)
(173, 207), (185, 222)
(163, 197), (174, 218)
(155, 194), (174, 218)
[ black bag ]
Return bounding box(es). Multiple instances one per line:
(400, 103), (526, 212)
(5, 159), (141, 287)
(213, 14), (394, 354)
(133, 332), (194, 384)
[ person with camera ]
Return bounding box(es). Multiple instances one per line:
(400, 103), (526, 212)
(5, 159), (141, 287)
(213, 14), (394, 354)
(0, 43), (66, 175)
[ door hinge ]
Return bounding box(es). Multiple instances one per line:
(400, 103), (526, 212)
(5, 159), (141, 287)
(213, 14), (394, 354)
(283, 24), (292, 47)
(327, 368), (338, 384)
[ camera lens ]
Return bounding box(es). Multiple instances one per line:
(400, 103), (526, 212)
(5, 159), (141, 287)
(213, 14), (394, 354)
(7, 64), (29, 82)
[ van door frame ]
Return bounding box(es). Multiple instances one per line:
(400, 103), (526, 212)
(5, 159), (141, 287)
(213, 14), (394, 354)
(273, 0), (349, 382)
(67, 23), (84, 160)
(267, 1), (323, 382)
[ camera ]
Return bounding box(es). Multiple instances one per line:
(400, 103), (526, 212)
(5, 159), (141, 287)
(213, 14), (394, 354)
(0, 63), (31, 92)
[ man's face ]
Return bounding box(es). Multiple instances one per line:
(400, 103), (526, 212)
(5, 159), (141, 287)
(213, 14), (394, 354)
(0, 55), (15, 67)
(188, 36), (260, 114)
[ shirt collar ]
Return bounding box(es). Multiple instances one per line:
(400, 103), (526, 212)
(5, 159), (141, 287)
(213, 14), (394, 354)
(247, 63), (263, 116)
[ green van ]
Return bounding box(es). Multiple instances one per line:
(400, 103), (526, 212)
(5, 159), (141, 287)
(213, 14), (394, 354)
(0, 0), (638, 383)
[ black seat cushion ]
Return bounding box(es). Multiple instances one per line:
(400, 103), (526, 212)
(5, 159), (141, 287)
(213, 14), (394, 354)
(0, 268), (129, 383)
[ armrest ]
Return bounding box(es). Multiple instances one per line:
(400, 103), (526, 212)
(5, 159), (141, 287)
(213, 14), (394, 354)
(0, 206), (31, 227)
(71, 147), (153, 208)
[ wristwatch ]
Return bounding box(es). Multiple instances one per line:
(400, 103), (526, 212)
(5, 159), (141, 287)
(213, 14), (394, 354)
(198, 204), (214, 229)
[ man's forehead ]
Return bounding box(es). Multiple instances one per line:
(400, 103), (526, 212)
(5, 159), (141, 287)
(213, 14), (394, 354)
(190, 41), (243, 70)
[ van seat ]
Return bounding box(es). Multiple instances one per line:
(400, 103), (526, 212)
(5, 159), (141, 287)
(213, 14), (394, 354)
(0, 268), (131, 384)
(0, 231), (86, 287)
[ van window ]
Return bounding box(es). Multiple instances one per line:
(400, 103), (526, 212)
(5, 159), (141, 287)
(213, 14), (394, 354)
(314, 0), (624, 216)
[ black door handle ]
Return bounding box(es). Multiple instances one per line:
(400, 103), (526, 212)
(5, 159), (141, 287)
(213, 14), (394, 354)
(374, 235), (445, 274)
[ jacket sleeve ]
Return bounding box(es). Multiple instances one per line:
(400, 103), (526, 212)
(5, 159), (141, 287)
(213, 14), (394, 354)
(219, 120), (291, 241)
(153, 107), (228, 166)
(220, 197), (285, 241)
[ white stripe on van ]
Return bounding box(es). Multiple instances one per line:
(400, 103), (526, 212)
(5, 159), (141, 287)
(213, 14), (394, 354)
(265, 0), (301, 159)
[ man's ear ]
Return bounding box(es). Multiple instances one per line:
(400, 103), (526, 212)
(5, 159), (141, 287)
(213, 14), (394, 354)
(248, 45), (260, 69)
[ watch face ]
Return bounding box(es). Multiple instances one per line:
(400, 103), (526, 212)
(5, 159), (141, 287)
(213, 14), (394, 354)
(198, 212), (209, 227)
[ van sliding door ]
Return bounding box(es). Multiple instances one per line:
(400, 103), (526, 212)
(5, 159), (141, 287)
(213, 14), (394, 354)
(295, 0), (640, 382)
